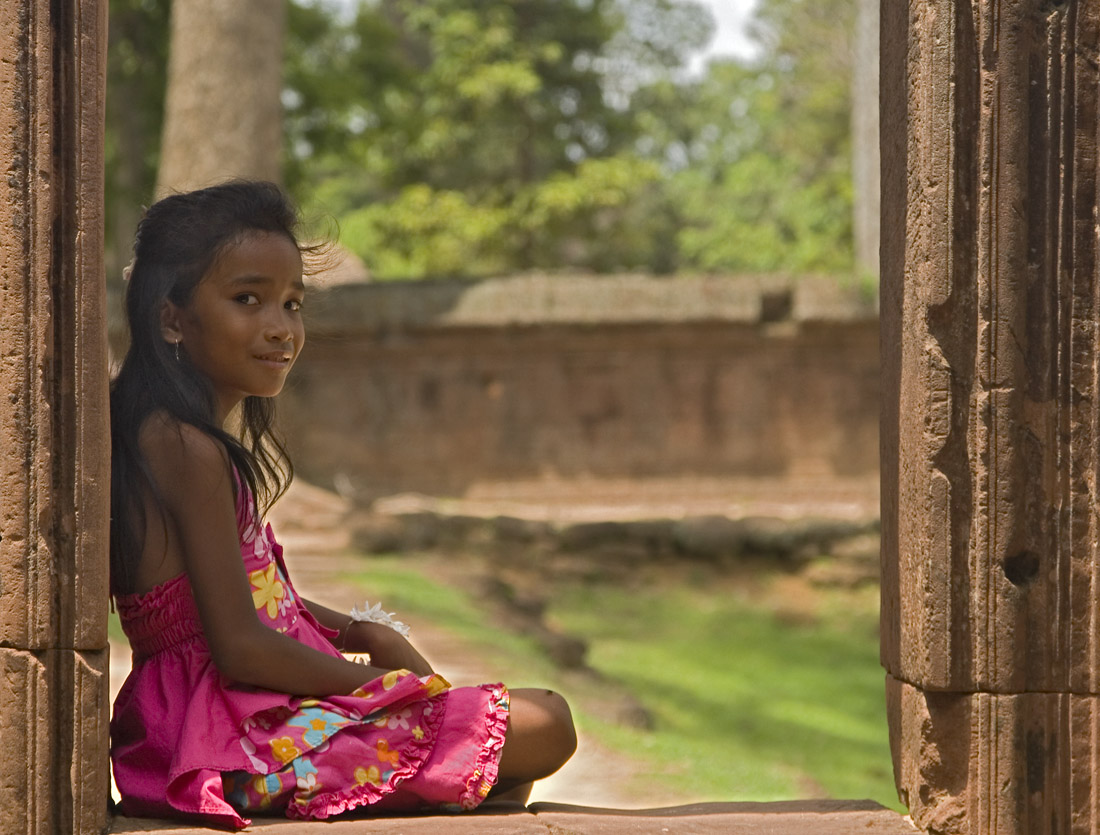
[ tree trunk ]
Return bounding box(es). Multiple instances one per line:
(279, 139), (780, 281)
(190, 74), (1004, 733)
(156, 0), (285, 194)
(851, 0), (879, 280)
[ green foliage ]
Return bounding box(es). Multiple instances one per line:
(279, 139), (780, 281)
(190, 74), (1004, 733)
(284, 0), (713, 277)
(519, 153), (678, 273)
(331, 152), (675, 278)
(634, 0), (858, 274)
(104, 0), (860, 281)
(286, 0), (625, 194)
(673, 149), (854, 274)
(339, 186), (513, 279)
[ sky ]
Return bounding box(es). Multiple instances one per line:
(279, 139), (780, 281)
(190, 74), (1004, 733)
(699, 0), (758, 59)
(328, 0), (760, 60)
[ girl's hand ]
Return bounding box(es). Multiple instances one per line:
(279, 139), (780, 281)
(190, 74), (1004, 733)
(300, 597), (434, 677)
(346, 621), (433, 677)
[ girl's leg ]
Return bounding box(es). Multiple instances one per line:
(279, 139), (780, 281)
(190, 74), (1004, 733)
(490, 688), (577, 800)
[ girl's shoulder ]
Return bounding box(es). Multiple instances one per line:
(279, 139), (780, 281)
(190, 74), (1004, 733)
(138, 411), (233, 502)
(139, 410), (225, 460)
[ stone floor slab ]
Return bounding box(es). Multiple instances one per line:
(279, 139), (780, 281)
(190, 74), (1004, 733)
(110, 804), (543, 833)
(110, 800), (914, 834)
(530, 801), (914, 834)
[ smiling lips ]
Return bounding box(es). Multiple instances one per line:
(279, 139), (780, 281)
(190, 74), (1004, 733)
(255, 351), (292, 366)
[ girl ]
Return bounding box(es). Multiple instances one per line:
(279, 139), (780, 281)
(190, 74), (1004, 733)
(109, 181), (576, 829)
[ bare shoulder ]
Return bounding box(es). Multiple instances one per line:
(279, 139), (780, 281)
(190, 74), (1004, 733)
(138, 412), (233, 506)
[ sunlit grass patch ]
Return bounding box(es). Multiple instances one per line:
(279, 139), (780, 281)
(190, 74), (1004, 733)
(336, 556), (560, 687)
(549, 573), (896, 805)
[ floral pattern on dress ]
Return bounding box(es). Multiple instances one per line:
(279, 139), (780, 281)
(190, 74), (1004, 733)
(224, 669), (459, 818)
(354, 765), (382, 787)
(287, 704), (348, 748)
(270, 736), (302, 765)
(249, 564), (287, 620)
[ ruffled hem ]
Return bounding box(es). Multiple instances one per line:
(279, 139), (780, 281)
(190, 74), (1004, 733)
(456, 684), (510, 810)
(284, 692), (448, 820)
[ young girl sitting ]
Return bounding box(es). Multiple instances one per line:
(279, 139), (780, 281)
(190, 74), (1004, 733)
(109, 181), (576, 828)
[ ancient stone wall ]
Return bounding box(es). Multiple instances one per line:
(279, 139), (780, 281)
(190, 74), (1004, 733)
(275, 274), (880, 500)
(881, 2), (1100, 832)
(0, 2), (110, 834)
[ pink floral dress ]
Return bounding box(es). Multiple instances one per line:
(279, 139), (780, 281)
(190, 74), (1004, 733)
(110, 480), (509, 830)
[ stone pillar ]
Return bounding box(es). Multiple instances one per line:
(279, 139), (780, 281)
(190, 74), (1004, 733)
(0, 2), (110, 834)
(881, 2), (1100, 833)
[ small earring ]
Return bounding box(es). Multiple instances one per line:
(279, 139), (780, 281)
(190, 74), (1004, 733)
(174, 339), (180, 362)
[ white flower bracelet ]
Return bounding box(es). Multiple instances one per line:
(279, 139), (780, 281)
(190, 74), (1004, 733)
(341, 600), (410, 643)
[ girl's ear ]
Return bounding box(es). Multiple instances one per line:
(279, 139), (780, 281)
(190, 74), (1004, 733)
(160, 300), (184, 346)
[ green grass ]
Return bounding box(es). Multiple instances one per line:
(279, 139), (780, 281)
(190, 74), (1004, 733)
(548, 573), (897, 805)
(339, 554), (898, 808)
(108, 608), (127, 645)
(336, 557), (562, 688)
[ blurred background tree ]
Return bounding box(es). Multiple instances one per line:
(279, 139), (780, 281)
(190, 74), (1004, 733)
(105, 0), (861, 282)
(633, 0), (857, 274)
(156, 0), (286, 194)
(105, 0), (170, 282)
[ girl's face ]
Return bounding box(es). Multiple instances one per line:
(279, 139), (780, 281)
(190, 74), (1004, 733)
(164, 231), (305, 423)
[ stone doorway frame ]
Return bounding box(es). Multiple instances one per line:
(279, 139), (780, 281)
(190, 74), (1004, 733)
(880, 3), (1100, 833)
(3, 2), (1099, 834)
(0, 2), (110, 834)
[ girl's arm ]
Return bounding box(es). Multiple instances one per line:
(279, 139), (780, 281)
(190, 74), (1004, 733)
(143, 418), (393, 696)
(301, 597), (434, 677)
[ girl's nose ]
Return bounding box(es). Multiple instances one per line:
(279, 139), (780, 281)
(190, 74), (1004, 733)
(265, 312), (295, 342)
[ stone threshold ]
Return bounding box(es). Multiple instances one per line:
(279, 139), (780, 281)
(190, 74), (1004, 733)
(111, 799), (914, 833)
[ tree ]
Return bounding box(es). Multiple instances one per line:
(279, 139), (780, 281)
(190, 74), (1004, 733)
(284, 0), (713, 277)
(105, 0), (170, 283)
(106, 0), (859, 282)
(850, 0), (879, 279)
(156, 0), (287, 194)
(633, 0), (858, 275)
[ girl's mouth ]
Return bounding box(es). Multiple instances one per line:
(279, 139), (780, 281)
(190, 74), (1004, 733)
(255, 352), (292, 368)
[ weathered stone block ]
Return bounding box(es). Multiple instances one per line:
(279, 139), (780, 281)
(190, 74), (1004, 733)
(0, 0), (109, 653)
(881, 0), (1100, 695)
(279, 290), (880, 502)
(0, 2), (109, 832)
(886, 675), (1100, 835)
(0, 647), (109, 835)
(882, 2), (1100, 830)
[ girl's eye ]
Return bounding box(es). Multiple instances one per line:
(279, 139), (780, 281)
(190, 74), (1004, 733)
(286, 299), (303, 312)
(235, 293), (260, 305)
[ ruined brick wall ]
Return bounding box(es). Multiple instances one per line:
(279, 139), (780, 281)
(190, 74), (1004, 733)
(0, 2), (110, 833)
(881, 2), (1100, 832)
(274, 274), (879, 500)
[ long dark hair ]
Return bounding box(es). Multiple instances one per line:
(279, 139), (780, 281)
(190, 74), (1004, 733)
(110, 181), (304, 596)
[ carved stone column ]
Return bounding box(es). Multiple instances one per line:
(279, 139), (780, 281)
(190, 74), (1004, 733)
(0, 2), (109, 834)
(881, 2), (1100, 832)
